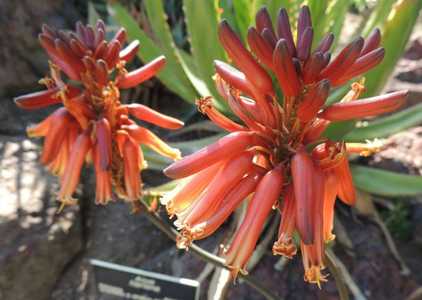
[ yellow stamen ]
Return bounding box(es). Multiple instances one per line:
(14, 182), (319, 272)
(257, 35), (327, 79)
(346, 139), (383, 156)
(304, 266), (328, 289)
(340, 78), (366, 103)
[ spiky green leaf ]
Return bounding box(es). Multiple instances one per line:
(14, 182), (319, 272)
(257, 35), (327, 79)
(109, 3), (198, 102)
(364, 0), (422, 96)
(351, 165), (422, 197)
(183, 0), (228, 108)
(344, 103), (422, 142)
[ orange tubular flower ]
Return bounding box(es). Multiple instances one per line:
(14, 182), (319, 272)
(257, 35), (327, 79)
(15, 20), (183, 208)
(163, 6), (408, 286)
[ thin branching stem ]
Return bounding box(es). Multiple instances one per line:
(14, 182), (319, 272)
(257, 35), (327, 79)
(325, 248), (350, 300)
(140, 200), (280, 300)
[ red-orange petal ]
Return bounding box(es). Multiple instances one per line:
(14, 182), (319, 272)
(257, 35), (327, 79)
(126, 103), (184, 130)
(124, 125), (181, 160)
(94, 40), (107, 59)
(119, 40), (140, 62)
(311, 166), (325, 267)
(214, 77), (264, 132)
(104, 40), (121, 69)
(115, 130), (129, 157)
(297, 80), (330, 123)
(319, 90), (408, 121)
(63, 94), (95, 129)
(40, 109), (76, 164)
(95, 118), (112, 170)
(59, 129), (92, 201)
(255, 7), (275, 38)
(214, 60), (255, 97)
(38, 34), (80, 80)
(303, 52), (324, 84)
(322, 171), (338, 242)
(273, 39), (301, 97)
(161, 162), (223, 216)
(93, 146), (112, 205)
(273, 184), (297, 258)
(47, 132), (70, 176)
(361, 28), (381, 56)
(319, 37), (364, 81)
(112, 28), (127, 45)
(55, 38), (86, 78)
(291, 149), (315, 244)
(182, 151), (255, 227)
(187, 171), (262, 241)
(276, 8), (296, 56)
(219, 20), (273, 95)
(27, 115), (53, 137)
(247, 27), (273, 68)
(224, 166), (284, 277)
(334, 156), (356, 205)
(196, 97), (245, 132)
(122, 136), (142, 201)
(333, 47), (384, 86)
(14, 87), (61, 110)
(117, 56), (166, 89)
(164, 131), (267, 179)
(94, 60), (109, 86)
(303, 118), (330, 144)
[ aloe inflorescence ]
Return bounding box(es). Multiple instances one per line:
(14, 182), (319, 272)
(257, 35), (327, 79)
(162, 6), (407, 286)
(14, 20), (183, 209)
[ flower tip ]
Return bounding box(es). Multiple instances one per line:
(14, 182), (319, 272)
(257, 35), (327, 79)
(213, 59), (222, 67)
(347, 36), (365, 56)
(385, 89), (409, 101)
(113, 27), (127, 44)
(321, 78), (330, 87)
(246, 26), (255, 35)
(375, 47), (386, 59)
(272, 240), (297, 259)
(96, 19), (105, 29)
(118, 55), (167, 89)
(37, 33), (45, 43)
(304, 266), (327, 288)
(354, 36), (365, 47)
(156, 55), (167, 65)
(300, 4), (310, 11)
(14, 88), (62, 110)
(218, 20), (232, 39)
(219, 19), (230, 29)
(256, 5), (269, 13)
(176, 231), (193, 250)
(278, 7), (288, 15)
(119, 40), (141, 62)
(26, 127), (37, 138)
(176, 120), (185, 128)
(13, 96), (24, 108)
(147, 55), (167, 74)
(371, 28), (381, 42)
(399, 89), (409, 98)
(163, 165), (175, 178)
(275, 38), (288, 50)
(173, 149), (182, 161)
(218, 20), (238, 46)
(41, 23), (51, 33)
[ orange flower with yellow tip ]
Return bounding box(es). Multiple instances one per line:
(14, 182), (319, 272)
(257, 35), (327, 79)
(14, 20), (183, 209)
(162, 6), (408, 285)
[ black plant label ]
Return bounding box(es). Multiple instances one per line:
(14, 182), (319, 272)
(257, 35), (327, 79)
(90, 259), (200, 300)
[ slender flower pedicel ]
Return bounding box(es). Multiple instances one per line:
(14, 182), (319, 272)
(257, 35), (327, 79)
(15, 20), (183, 209)
(162, 6), (408, 285)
